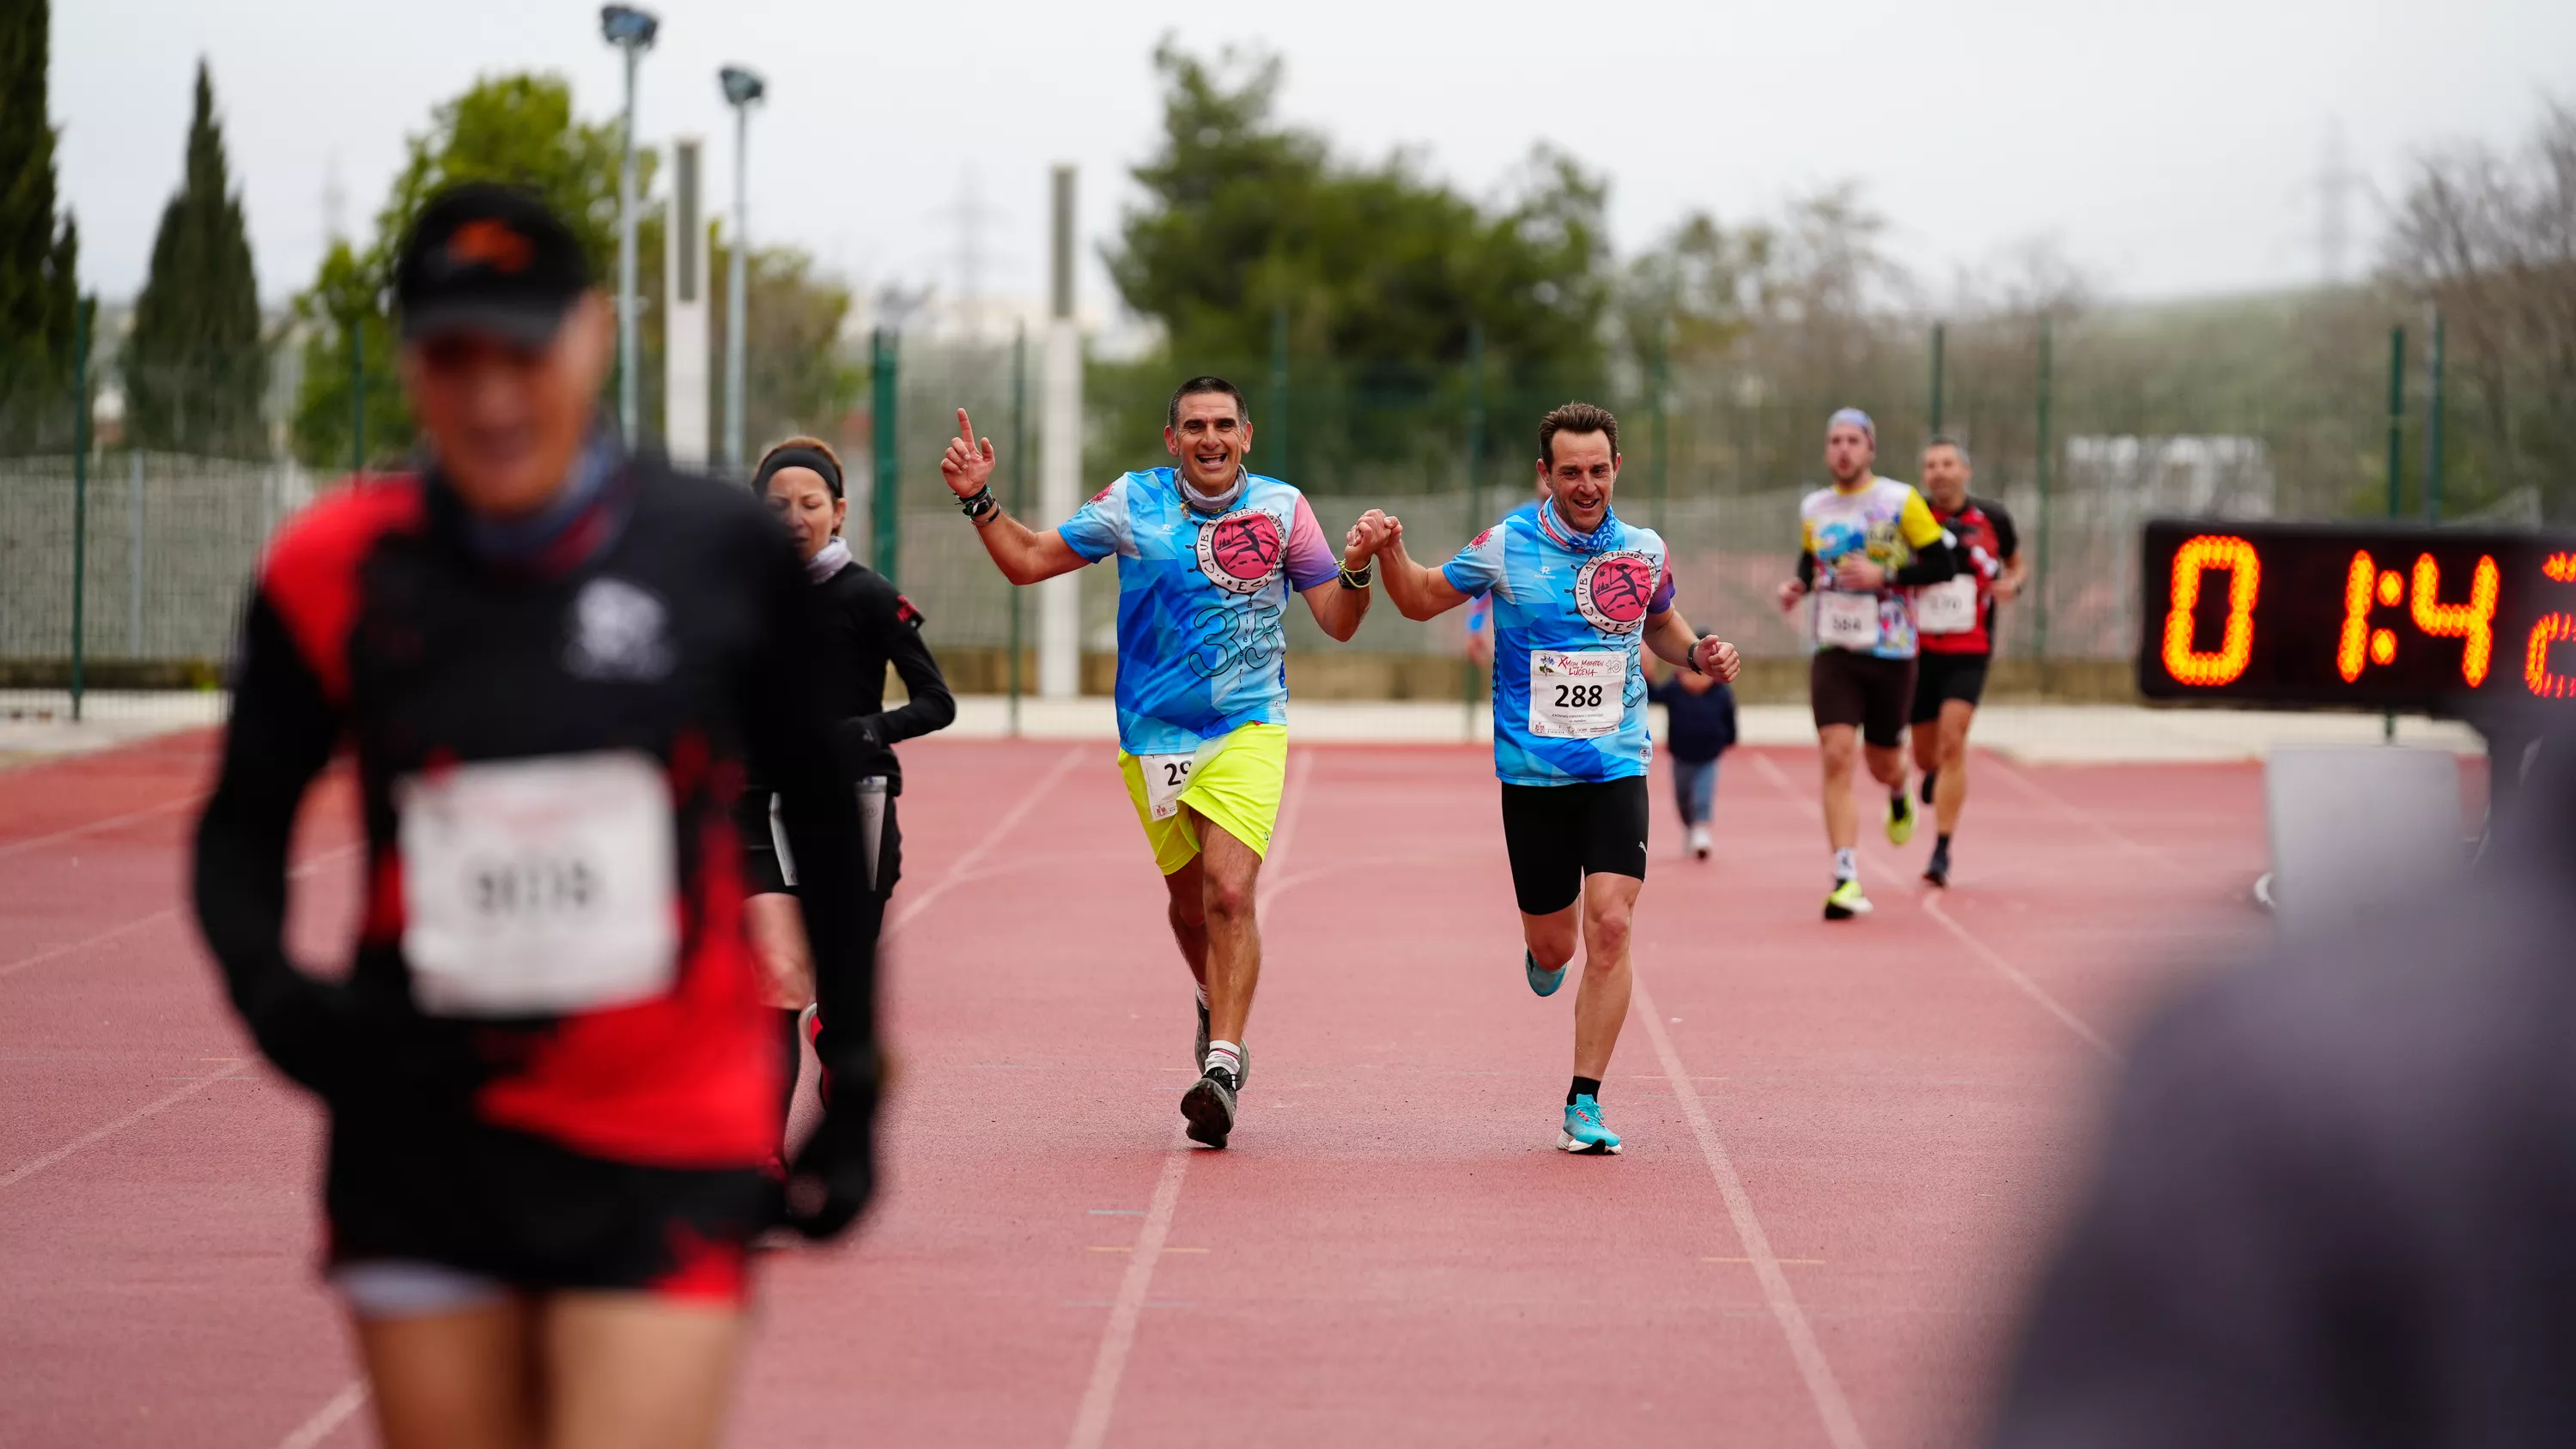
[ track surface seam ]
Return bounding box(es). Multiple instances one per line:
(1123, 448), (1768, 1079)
(0, 1060), (250, 1189)
(1065, 748), (1317, 1449)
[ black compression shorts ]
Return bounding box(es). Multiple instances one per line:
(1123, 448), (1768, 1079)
(1810, 650), (1917, 749)
(1910, 652), (1990, 724)
(1499, 778), (1650, 916)
(325, 1110), (775, 1304)
(738, 792), (902, 898)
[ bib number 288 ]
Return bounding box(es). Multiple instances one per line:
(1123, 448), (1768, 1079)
(1528, 649), (1625, 738)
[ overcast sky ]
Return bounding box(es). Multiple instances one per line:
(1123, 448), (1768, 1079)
(51, 0), (2576, 324)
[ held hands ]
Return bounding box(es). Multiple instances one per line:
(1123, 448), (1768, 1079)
(1691, 636), (1743, 683)
(1345, 508), (1403, 569)
(939, 408), (996, 499)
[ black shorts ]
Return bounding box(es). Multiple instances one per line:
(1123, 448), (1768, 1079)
(1810, 650), (1917, 749)
(325, 1111), (774, 1304)
(1910, 652), (1991, 724)
(1499, 778), (1650, 916)
(738, 792), (902, 898)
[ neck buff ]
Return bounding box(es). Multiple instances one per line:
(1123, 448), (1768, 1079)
(805, 534), (854, 583)
(1538, 496), (1619, 554)
(1180, 467), (1246, 514)
(445, 431), (629, 571)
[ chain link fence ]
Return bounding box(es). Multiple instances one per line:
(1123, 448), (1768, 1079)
(0, 295), (2507, 723)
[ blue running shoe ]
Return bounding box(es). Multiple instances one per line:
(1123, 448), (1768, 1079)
(1559, 1094), (1622, 1155)
(1526, 949), (1567, 997)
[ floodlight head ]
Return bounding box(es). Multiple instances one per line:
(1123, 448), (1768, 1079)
(599, 4), (659, 47)
(720, 66), (766, 107)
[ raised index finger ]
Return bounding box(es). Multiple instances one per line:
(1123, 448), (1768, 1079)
(955, 407), (976, 443)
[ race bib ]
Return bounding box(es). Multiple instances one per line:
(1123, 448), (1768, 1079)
(1139, 751), (1197, 821)
(1915, 577), (1979, 635)
(398, 751), (677, 1018)
(1814, 591), (1882, 650)
(1528, 649), (1625, 738)
(769, 777), (889, 892)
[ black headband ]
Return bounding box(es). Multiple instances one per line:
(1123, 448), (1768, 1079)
(752, 446), (844, 500)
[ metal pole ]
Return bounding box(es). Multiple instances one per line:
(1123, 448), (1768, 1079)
(2424, 310), (2445, 524)
(2383, 324), (2404, 741)
(129, 451), (143, 658)
(1008, 323), (1027, 737)
(1650, 343), (1668, 536)
(70, 303), (89, 721)
(2032, 314), (2053, 674)
(725, 101), (750, 474)
(350, 316), (365, 475)
(1036, 163), (1081, 700)
(617, 42), (641, 446)
(870, 328), (899, 584)
(1929, 320), (1945, 436)
(1462, 323), (1485, 728)
(2384, 325), (2406, 520)
(1269, 304), (1289, 481)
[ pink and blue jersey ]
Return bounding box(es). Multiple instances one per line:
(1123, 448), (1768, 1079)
(1058, 468), (1339, 755)
(1443, 500), (1676, 786)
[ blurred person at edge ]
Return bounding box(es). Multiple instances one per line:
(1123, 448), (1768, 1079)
(1987, 720), (2576, 1448)
(191, 183), (876, 1449)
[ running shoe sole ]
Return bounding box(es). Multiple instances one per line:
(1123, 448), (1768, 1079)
(1527, 949), (1568, 997)
(1181, 1074), (1236, 1149)
(1922, 858), (1950, 888)
(1558, 1130), (1623, 1155)
(1824, 887), (1874, 920)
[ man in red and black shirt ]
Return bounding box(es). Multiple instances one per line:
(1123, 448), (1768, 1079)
(1907, 436), (2023, 887)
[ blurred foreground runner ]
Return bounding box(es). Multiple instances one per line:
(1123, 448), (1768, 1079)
(1364, 403), (1741, 1155)
(737, 436), (953, 1149)
(191, 183), (876, 1449)
(939, 378), (1378, 1149)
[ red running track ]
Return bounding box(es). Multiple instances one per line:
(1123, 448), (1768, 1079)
(0, 731), (2284, 1448)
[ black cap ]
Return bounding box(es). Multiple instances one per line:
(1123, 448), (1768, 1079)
(393, 182), (592, 346)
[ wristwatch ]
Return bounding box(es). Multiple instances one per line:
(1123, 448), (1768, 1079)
(960, 486), (999, 523)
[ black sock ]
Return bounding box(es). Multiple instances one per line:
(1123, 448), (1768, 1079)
(1935, 833), (1953, 852)
(1568, 1076), (1603, 1106)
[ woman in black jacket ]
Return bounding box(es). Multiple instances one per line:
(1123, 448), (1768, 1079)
(739, 436), (955, 1128)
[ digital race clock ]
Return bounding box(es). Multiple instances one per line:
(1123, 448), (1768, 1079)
(2137, 518), (2576, 714)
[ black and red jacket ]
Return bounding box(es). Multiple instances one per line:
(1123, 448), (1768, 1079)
(191, 455), (867, 1171)
(1918, 494), (2021, 658)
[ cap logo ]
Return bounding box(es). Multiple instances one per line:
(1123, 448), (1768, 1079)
(447, 219), (534, 275)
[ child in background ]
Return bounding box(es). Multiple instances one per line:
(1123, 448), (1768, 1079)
(1647, 660), (1738, 859)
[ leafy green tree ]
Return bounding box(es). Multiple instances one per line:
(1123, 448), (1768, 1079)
(704, 232), (860, 456)
(124, 60), (265, 456)
(0, 0), (84, 450)
(1108, 41), (1609, 382)
(289, 73), (648, 469)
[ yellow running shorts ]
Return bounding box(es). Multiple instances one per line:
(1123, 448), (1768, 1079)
(1117, 723), (1290, 876)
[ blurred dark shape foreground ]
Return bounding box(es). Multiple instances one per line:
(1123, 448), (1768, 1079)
(1990, 718), (2576, 1447)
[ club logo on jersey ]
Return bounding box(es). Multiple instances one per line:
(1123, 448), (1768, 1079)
(1574, 550), (1657, 634)
(563, 577), (672, 682)
(1194, 507), (1285, 594)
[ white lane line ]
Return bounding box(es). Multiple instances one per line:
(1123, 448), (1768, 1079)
(1977, 752), (2188, 877)
(1063, 749), (1317, 1449)
(1913, 892), (2115, 1060)
(0, 1060), (250, 1190)
(0, 841), (362, 982)
(1632, 973), (1868, 1449)
(0, 791), (204, 861)
(272, 1380), (368, 1449)
(887, 744), (1086, 936)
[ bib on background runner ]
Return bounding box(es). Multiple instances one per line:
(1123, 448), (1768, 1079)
(1913, 576), (1979, 635)
(1528, 649), (1625, 738)
(398, 750), (677, 1017)
(1814, 591), (1882, 650)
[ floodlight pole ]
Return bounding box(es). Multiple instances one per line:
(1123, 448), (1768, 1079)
(725, 94), (751, 474)
(602, 9), (658, 446)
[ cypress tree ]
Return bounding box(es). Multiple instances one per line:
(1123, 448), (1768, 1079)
(0, 0), (82, 446)
(125, 60), (264, 456)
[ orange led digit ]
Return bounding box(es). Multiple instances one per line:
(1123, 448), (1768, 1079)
(2409, 553), (2500, 687)
(2530, 614), (2576, 700)
(2546, 552), (2576, 583)
(2162, 534), (2260, 687)
(2337, 551), (2374, 682)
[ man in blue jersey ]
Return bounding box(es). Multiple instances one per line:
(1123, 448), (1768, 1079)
(939, 379), (1380, 1149)
(1364, 403), (1741, 1155)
